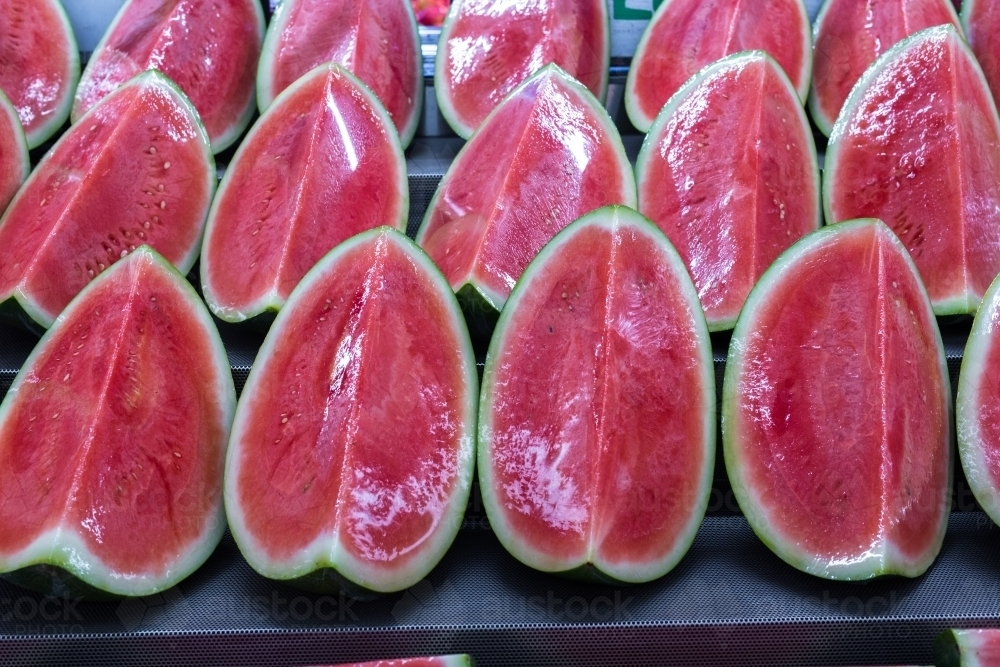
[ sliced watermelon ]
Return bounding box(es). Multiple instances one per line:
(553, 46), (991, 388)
(202, 63), (407, 323)
(258, 0), (423, 149)
(225, 227), (477, 595)
(810, 0), (961, 136)
(479, 206), (714, 583)
(0, 0), (79, 149)
(825, 25), (1000, 315)
(0, 70), (215, 329)
(435, 0), (609, 139)
(635, 50), (820, 332)
(936, 629), (1000, 667)
(73, 0), (264, 154)
(0, 246), (235, 597)
(314, 657), (473, 667)
(0, 89), (28, 216)
(963, 0), (1000, 116)
(417, 64), (635, 313)
(624, 0), (811, 133)
(723, 219), (951, 581)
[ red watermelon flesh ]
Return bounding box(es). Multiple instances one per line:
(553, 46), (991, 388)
(314, 657), (473, 667)
(417, 65), (635, 312)
(0, 246), (235, 596)
(936, 629), (1000, 667)
(73, 0), (264, 154)
(479, 207), (714, 583)
(258, 0), (423, 149)
(0, 89), (28, 216)
(0, 70), (215, 329)
(624, 0), (811, 133)
(811, 0), (961, 136)
(636, 51), (819, 332)
(723, 220), (950, 580)
(435, 0), (609, 139)
(201, 63), (407, 323)
(226, 228), (476, 594)
(0, 0), (79, 149)
(963, 0), (1000, 118)
(825, 25), (1000, 315)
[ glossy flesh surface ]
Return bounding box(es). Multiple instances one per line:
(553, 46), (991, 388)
(0, 72), (214, 328)
(0, 248), (234, 595)
(636, 51), (819, 331)
(964, 0), (1000, 123)
(73, 0), (264, 153)
(724, 220), (950, 580)
(826, 26), (1000, 315)
(258, 0), (422, 148)
(435, 0), (609, 138)
(227, 229), (476, 593)
(625, 0), (810, 133)
(0, 90), (28, 216)
(202, 64), (407, 322)
(480, 207), (714, 582)
(417, 65), (635, 311)
(811, 0), (960, 135)
(0, 0), (79, 148)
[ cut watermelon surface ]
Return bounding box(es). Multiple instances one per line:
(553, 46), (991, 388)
(963, 0), (1000, 116)
(636, 50), (819, 332)
(826, 25), (1000, 315)
(811, 0), (961, 136)
(315, 657), (473, 667)
(0, 70), (215, 329)
(479, 206), (714, 583)
(435, 0), (609, 139)
(0, 247), (235, 597)
(723, 220), (951, 581)
(258, 0), (423, 148)
(936, 629), (1000, 667)
(226, 228), (477, 595)
(0, 89), (28, 216)
(202, 63), (407, 323)
(0, 0), (79, 149)
(417, 64), (635, 313)
(624, 0), (811, 133)
(73, 0), (264, 153)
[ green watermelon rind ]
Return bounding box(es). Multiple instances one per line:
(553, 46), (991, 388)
(224, 226), (478, 595)
(722, 218), (952, 581)
(479, 205), (715, 584)
(935, 629), (992, 667)
(0, 245), (237, 597)
(0, 69), (216, 330)
(201, 62), (409, 324)
(808, 0), (962, 137)
(257, 0), (423, 149)
(74, 0), (264, 154)
(416, 63), (636, 314)
(0, 87), (30, 207)
(434, 0), (611, 140)
(624, 0), (812, 134)
(634, 49), (821, 332)
(825, 24), (1000, 315)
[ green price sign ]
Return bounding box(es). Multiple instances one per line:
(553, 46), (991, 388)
(612, 0), (665, 20)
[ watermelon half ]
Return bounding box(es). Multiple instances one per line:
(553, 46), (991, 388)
(73, 0), (264, 154)
(0, 0), (80, 149)
(479, 206), (714, 583)
(0, 246), (235, 597)
(624, 0), (811, 133)
(723, 219), (951, 581)
(435, 0), (609, 139)
(417, 64), (635, 314)
(0, 88), (28, 216)
(225, 227), (477, 596)
(257, 0), (423, 149)
(810, 0), (962, 136)
(0, 70), (215, 329)
(936, 629), (1000, 667)
(635, 50), (820, 332)
(963, 0), (1000, 117)
(825, 25), (1000, 315)
(201, 62), (407, 323)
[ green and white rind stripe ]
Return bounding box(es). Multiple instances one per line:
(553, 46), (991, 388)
(0, 87), (30, 198)
(825, 24), (1000, 315)
(417, 63), (636, 312)
(225, 227), (478, 594)
(201, 62), (408, 323)
(625, 0), (812, 133)
(935, 629), (1000, 667)
(0, 69), (216, 329)
(0, 246), (236, 597)
(723, 219), (951, 581)
(479, 205), (714, 583)
(22, 0), (80, 149)
(434, 0), (610, 139)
